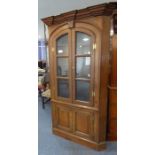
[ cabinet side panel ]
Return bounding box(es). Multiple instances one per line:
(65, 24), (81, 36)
(107, 34), (117, 140)
(99, 16), (111, 142)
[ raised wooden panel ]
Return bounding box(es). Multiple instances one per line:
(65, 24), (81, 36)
(76, 112), (89, 133)
(59, 110), (69, 127)
(55, 105), (73, 132)
(74, 110), (94, 140)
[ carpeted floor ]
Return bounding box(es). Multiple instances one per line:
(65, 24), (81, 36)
(38, 97), (117, 155)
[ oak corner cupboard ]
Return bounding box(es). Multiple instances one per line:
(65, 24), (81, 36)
(42, 2), (117, 150)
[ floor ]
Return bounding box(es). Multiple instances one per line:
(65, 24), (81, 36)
(38, 97), (117, 155)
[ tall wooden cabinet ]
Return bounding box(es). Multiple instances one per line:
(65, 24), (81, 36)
(42, 2), (117, 150)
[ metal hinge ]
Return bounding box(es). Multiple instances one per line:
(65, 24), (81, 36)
(93, 43), (96, 50)
(92, 91), (95, 97)
(51, 47), (54, 52)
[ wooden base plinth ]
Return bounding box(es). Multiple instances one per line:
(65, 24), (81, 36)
(53, 128), (106, 151)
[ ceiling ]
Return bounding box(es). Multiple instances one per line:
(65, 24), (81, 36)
(38, 0), (116, 39)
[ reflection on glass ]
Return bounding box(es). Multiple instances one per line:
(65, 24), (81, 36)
(57, 58), (68, 77)
(76, 57), (91, 78)
(76, 80), (90, 102)
(76, 32), (91, 55)
(58, 79), (69, 98)
(56, 34), (68, 56)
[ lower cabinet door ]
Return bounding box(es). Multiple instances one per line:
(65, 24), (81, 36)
(53, 103), (95, 140)
(73, 110), (95, 140)
(54, 104), (73, 132)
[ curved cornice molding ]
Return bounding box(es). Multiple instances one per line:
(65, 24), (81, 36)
(42, 2), (117, 26)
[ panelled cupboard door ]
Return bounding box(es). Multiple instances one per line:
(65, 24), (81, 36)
(53, 104), (73, 132)
(53, 103), (95, 140)
(73, 110), (95, 140)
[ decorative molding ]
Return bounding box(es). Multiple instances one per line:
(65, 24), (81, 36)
(42, 2), (117, 26)
(67, 20), (75, 28)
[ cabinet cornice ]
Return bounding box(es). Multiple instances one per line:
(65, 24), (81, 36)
(42, 2), (117, 26)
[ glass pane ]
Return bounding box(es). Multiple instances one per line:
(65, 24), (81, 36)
(57, 58), (68, 77)
(76, 80), (90, 102)
(57, 79), (69, 98)
(56, 34), (68, 56)
(76, 57), (91, 78)
(76, 32), (91, 55)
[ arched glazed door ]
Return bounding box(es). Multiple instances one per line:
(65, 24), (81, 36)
(51, 25), (97, 107)
(51, 29), (72, 103)
(72, 29), (95, 106)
